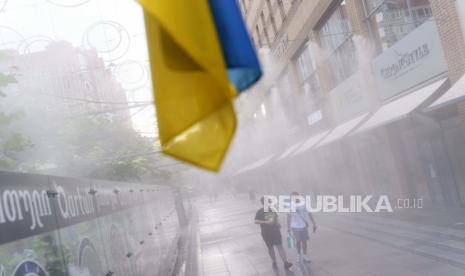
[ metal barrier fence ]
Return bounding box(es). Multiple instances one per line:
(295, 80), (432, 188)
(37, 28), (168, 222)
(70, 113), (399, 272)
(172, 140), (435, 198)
(0, 171), (181, 276)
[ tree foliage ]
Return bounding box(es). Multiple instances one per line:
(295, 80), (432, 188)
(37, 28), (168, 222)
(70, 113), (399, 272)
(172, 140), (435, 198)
(0, 65), (33, 170)
(0, 50), (170, 182)
(62, 115), (161, 181)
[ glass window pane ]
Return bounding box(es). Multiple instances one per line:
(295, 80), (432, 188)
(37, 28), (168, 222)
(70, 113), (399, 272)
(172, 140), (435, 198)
(295, 42), (316, 82)
(318, 2), (352, 53)
(364, 0), (386, 14)
(368, 0), (432, 51)
(318, 1), (357, 88)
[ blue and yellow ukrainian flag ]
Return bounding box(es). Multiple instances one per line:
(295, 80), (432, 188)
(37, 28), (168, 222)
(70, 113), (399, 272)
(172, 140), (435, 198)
(138, 0), (261, 171)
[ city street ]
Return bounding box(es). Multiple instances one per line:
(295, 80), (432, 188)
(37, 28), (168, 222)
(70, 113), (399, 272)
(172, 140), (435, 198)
(3, 0), (465, 275)
(196, 195), (465, 276)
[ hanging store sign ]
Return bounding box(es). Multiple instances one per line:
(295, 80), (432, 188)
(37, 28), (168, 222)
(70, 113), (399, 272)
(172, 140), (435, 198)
(372, 20), (448, 100)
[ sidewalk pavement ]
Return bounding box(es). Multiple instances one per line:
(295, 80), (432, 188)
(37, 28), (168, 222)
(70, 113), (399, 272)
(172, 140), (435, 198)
(193, 195), (465, 276)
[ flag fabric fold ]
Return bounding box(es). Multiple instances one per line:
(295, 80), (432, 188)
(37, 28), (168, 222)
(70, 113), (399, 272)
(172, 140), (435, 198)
(138, 0), (261, 171)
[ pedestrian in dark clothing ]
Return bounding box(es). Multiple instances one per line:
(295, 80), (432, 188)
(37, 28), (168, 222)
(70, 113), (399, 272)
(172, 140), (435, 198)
(255, 196), (293, 270)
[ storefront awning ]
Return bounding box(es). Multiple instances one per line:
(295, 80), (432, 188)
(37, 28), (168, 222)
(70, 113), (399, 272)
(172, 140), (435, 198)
(235, 154), (274, 175)
(276, 141), (304, 161)
(316, 113), (369, 148)
(291, 130), (330, 156)
(353, 78), (447, 135)
(429, 75), (465, 109)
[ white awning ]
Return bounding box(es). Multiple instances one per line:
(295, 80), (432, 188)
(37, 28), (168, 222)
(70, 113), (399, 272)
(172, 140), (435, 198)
(276, 141), (304, 161)
(317, 113), (369, 148)
(292, 131), (330, 156)
(353, 78), (447, 135)
(235, 154), (274, 175)
(429, 75), (465, 108)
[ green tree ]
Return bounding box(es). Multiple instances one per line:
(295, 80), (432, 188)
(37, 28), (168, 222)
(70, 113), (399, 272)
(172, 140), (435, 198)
(0, 50), (173, 181)
(62, 115), (161, 181)
(0, 54), (33, 170)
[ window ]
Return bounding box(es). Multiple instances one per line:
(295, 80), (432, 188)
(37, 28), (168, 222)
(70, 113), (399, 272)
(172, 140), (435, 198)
(275, 68), (302, 124)
(319, 2), (351, 53)
(295, 42), (316, 82)
(364, 0), (385, 14)
(266, 0), (278, 34)
(364, 0), (433, 51)
(255, 25), (263, 47)
(262, 2), (276, 42)
(318, 1), (357, 88)
(260, 12), (271, 46)
(294, 42), (323, 119)
(277, 0), (286, 22)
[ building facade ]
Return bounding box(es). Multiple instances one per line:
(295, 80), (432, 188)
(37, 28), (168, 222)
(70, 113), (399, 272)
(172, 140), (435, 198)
(237, 0), (465, 208)
(0, 41), (129, 119)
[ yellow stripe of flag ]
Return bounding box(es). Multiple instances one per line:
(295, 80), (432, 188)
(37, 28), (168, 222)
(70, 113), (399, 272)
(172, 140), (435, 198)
(139, 0), (237, 171)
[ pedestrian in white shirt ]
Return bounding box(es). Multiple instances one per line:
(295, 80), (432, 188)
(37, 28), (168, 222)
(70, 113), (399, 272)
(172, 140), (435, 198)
(287, 191), (317, 263)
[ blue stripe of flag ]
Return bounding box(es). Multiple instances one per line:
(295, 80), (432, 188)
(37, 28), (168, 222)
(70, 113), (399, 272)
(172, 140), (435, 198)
(208, 0), (262, 92)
